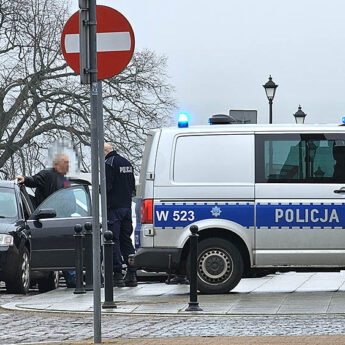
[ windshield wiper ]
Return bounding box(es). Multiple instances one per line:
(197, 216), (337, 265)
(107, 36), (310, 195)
(0, 216), (6, 218)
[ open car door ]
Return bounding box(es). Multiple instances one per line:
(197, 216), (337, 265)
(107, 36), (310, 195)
(27, 185), (92, 270)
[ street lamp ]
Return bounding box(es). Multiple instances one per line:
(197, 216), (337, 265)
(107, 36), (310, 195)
(263, 75), (278, 124)
(293, 105), (307, 124)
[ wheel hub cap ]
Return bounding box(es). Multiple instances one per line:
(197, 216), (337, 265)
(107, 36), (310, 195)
(198, 248), (233, 284)
(22, 252), (30, 289)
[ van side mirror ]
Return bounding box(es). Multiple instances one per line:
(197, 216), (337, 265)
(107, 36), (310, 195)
(34, 208), (56, 220)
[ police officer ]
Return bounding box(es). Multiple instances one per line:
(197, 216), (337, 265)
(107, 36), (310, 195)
(104, 143), (137, 287)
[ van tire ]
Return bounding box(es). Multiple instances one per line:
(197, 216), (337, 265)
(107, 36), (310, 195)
(187, 238), (243, 294)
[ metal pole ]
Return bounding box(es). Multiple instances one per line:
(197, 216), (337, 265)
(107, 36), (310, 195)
(185, 225), (202, 311)
(89, 0), (101, 342)
(97, 80), (108, 260)
(268, 99), (273, 177)
(269, 99), (273, 124)
(74, 224), (86, 294)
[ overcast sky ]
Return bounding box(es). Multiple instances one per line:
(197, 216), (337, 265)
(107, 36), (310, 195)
(70, 0), (345, 126)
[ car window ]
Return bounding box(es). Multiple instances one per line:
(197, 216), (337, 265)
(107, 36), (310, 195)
(38, 186), (91, 218)
(0, 187), (18, 221)
(20, 192), (32, 219)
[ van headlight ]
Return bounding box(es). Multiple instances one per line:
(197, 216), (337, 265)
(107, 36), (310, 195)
(0, 234), (14, 246)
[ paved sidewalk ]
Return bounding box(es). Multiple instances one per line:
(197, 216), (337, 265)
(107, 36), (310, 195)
(19, 335), (345, 345)
(3, 271), (345, 345)
(3, 271), (345, 315)
(15, 335), (345, 345)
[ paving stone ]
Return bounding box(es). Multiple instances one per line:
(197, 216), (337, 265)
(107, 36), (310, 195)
(296, 272), (345, 292)
(252, 272), (313, 293)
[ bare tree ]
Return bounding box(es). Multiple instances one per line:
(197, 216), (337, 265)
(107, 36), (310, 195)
(0, 0), (175, 178)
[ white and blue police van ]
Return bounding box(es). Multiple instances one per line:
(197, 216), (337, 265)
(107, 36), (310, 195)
(134, 114), (345, 294)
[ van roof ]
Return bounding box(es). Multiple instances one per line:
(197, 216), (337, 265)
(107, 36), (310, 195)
(156, 123), (345, 135)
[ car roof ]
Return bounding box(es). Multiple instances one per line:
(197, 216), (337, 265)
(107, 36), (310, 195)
(68, 172), (139, 186)
(68, 173), (92, 185)
(0, 180), (16, 189)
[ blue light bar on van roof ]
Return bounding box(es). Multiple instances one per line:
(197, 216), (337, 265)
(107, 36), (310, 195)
(342, 116), (345, 124)
(178, 113), (189, 128)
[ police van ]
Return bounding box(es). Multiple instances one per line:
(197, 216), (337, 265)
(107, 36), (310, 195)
(134, 115), (345, 294)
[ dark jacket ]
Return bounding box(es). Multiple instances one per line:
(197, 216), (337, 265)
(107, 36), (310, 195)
(24, 168), (68, 207)
(105, 151), (135, 209)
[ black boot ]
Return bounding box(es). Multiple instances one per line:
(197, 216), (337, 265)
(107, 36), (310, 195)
(166, 274), (189, 285)
(113, 272), (125, 287)
(124, 271), (138, 287)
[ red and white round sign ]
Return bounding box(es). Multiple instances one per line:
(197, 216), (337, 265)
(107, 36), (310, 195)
(61, 6), (135, 80)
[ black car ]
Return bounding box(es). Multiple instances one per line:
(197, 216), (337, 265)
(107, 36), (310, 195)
(0, 180), (93, 294)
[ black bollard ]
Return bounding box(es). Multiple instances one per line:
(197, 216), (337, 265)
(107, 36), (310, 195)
(185, 225), (202, 311)
(84, 222), (93, 291)
(102, 230), (117, 309)
(74, 224), (86, 294)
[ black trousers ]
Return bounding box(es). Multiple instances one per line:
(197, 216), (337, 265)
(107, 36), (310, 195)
(107, 208), (135, 273)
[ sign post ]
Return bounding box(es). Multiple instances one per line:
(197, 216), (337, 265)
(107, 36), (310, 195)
(78, 0), (90, 84)
(88, 1), (102, 343)
(61, 4), (134, 344)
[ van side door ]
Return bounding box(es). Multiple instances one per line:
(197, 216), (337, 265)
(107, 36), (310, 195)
(154, 132), (255, 249)
(255, 133), (345, 266)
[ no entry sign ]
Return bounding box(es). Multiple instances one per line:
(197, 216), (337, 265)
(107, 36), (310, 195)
(61, 5), (135, 80)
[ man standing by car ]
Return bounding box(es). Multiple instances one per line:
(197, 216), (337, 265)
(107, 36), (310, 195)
(15, 153), (76, 288)
(104, 143), (137, 287)
(16, 153), (70, 208)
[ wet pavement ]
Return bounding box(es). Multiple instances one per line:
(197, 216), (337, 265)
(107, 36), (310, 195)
(1, 271), (345, 344)
(4, 271), (345, 315)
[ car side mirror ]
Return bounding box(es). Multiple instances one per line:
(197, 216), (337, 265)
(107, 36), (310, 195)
(34, 208), (56, 220)
(15, 219), (26, 231)
(15, 219), (25, 227)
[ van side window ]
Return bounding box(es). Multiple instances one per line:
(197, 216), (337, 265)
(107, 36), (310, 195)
(173, 134), (254, 183)
(256, 134), (345, 183)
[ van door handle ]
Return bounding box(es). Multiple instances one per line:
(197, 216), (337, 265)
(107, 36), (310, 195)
(334, 189), (345, 194)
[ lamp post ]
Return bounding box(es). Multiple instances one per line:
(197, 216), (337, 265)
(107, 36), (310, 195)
(293, 105), (307, 124)
(263, 75), (278, 124)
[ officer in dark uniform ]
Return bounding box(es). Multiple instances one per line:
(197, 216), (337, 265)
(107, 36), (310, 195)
(104, 143), (137, 287)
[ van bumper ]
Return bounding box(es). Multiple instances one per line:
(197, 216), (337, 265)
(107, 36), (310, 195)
(133, 247), (182, 271)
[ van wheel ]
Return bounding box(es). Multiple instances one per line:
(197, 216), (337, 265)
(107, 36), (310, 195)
(187, 238), (243, 294)
(6, 247), (30, 294)
(38, 271), (60, 293)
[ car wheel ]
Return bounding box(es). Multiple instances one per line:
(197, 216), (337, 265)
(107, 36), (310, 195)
(187, 238), (243, 294)
(38, 271), (60, 293)
(6, 247), (30, 294)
